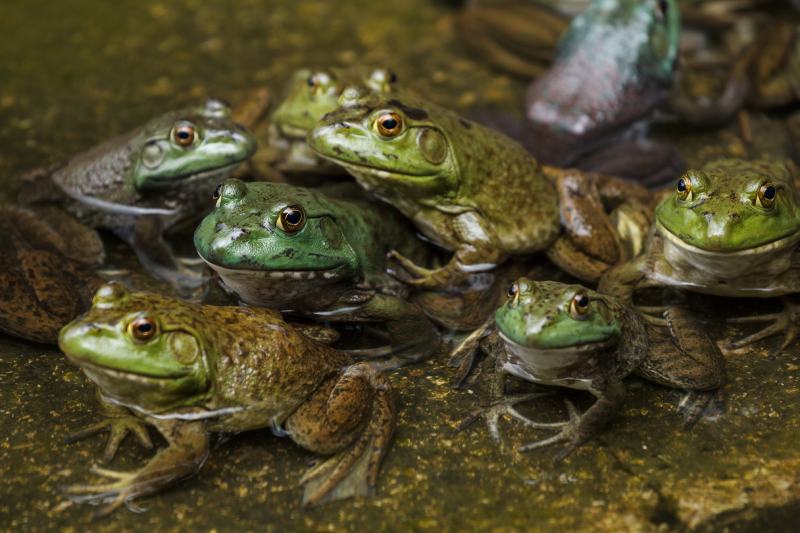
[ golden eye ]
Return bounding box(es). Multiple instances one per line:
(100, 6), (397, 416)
(375, 112), (403, 137)
(306, 72), (332, 95)
(172, 123), (196, 147)
(676, 176), (692, 201)
(128, 317), (158, 342)
(277, 205), (306, 233)
(570, 293), (591, 320)
(756, 182), (777, 209)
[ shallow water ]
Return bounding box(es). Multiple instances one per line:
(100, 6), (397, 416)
(1, 1), (800, 531)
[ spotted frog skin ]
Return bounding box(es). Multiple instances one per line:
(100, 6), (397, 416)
(455, 278), (724, 459)
(59, 282), (395, 516)
(19, 100), (257, 293)
(599, 158), (800, 353)
(267, 67), (398, 175)
(309, 91), (654, 290)
(193, 179), (439, 365)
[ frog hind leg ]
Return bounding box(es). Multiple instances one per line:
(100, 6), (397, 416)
(638, 306), (726, 426)
(290, 363), (396, 507)
(64, 419), (208, 518)
(722, 296), (800, 355)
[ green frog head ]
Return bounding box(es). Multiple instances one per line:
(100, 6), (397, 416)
(59, 283), (212, 412)
(271, 67), (398, 139)
(194, 180), (369, 308)
(495, 278), (621, 351)
(308, 92), (463, 200)
(130, 99), (257, 191)
(655, 159), (800, 254)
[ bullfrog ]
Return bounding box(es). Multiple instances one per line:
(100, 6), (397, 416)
(0, 206), (105, 343)
(19, 100), (257, 293)
(193, 179), (440, 366)
(267, 67), (398, 177)
(308, 91), (654, 291)
(59, 282), (396, 515)
(599, 158), (800, 353)
(454, 278), (725, 459)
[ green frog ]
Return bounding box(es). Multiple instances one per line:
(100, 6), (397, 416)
(455, 278), (725, 459)
(193, 179), (440, 366)
(599, 158), (800, 353)
(308, 91), (654, 291)
(59, 282), (395, 516)
(19, 100), (257, 293)
(0, 206), (105, 343)
(267, 67), (398, 176)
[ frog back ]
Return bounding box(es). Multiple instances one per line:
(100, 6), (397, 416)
(202, 305), (351, 416)
(448, 117), (561, 252)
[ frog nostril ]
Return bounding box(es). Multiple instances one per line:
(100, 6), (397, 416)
(230, 227), (250, 241)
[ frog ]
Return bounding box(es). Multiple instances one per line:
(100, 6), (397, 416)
(59, 282), (396, 516)
(0, 206), (105, 343)
(266, 66), (399, 179)
(193, 178), (441, 366)
(18, 99), (257, 293)
(454, 278), (725, 460)
(599, 158), (800, 353)
(308, 90), (655, 291)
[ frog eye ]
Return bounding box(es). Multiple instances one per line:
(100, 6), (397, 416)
(375, 112), (404, 137)
(506, 282), (521, 306)
(570, 293), (591, 320)
(212, 183), (223, 206)
(277, 205), (306, 233)
(369, 68), (398, 87)
(756, 182), (777, 209)
(172, 122), (196, 147)
(128, 316), (159, 342)
(676, 176), (692, 201)
(306, 72), (333, 94)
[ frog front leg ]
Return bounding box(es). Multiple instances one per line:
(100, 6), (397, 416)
(65, 418), (208, 517)
(287, 363), (396, 507)
(722, 296), (800, 355)
(389, 210), (506, 290)
(519, 379), (626, 462)
(65, 391), (153, 463)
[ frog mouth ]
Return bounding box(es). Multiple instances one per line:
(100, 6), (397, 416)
(276, 123), (309, 139)
(656, 221), (800, 256)
(201, 258), (347, 281)
(71, 359), (191, 385)
(147, 161), (244, 186)
(498, 331), (617, 356)
(316, 157), (438, 181)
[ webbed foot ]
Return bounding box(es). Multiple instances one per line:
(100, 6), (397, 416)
(721, 300), (800, 355)
(518, 399), (583, 462)
(66, 417), (153, 463)
(63, 466), (147, 518)
(457, 393), (558, 445)
(677, 389), (725, 428)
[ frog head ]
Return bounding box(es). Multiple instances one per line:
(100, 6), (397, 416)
(59, 283), (212, 412)
(193, 180), (362, 308)
(308, 92), (459, 200)
(271, 67), (398, 139)
(131, 99), (257, 191)
(562, 0), (679, 81)
(495, 279), (621, 351)
(656, 159), (800, 250)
